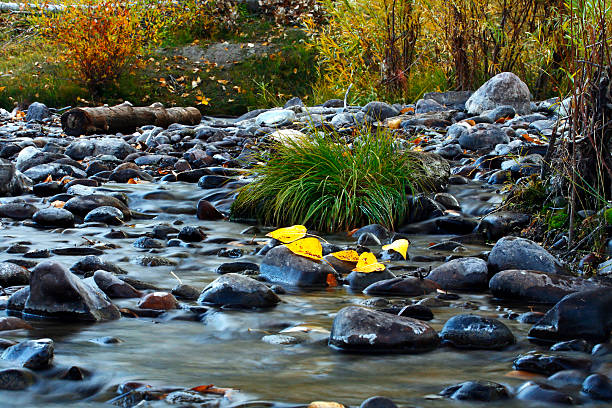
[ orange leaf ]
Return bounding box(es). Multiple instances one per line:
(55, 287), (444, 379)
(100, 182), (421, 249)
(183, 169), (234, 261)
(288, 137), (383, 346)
(352, 252), (385, 273)
(285, 237), (322, 260)
(347, 228), (359, 237)
(127, 178), (139, 184)
(331, 250), (360, 263)
(50, 200), (65, 208)
(44, 175), (53, 183)
(326, 273), (338, 287)
(400, 107), (414, 114)
(266, 225), (307, 243)
(190, 384), (231, 395)
(465, 119), (476, 126)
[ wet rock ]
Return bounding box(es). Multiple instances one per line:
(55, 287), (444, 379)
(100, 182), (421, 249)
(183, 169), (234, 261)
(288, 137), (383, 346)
(582, 373), (612, 400)
(528, 288), (612, 343)
(7, 287), (29, 312)
(255, 109), (296, 127)
(439, 381), (510, 401)
(216, 262), (259, 274)
(363, 277), (439, 297)
(89, 336), (123, 345)
(138, 256), (177, 267)
(133, 237), (164, 249)
(0, 317), (32, 331)
(426, 257), (488, 291)
(65, 138), (136, 161)
(359, 396), (398, 408)
(24, 163), (86, 183)
(328, 306), (439, 353)
(397, 305), (434, 321)
(0, 158), (31, 196)
(177, 226), (206, 242)
(592, 343), (612, 357)
(260, 245), (334, 287)
(24, 261), (120, 321)
(352, 224), (393, 244)
(32, 207), (75, 228)
(93, 270), (141, 299)
(548, 370), (588, 388)
(0, 262), (30, 286)
(0, 368), (37, 390)
(33, 181), (62, 197)
(477, 212), (531, 241)
(465, 72), (531, 115)
(440, 314), (515, 350)
(196, 199), (224, 220)
(171, 283), (200, 300)
(513, 352), (592, 375)
(25, 102), (50, 122)
(64, 194), (130, 220)
(137, 292), (178, 310)
(198, 273), (280, 308)
(516, 382), (574, 404)
(433, 192), (460, 210)
(489, 269), (602, 304)
(346, 270), (396, 291)
(550, 339), (592, 353)
(1, 339), (54, 370)
(58, 365), (87, 381)
(458, 124), (510, 150)
(0, 202), (37, 220)
(70, 255), (126, 276)
(362, 101), (399, 121)
(488, 236), (564, 274)
(84, 206), (124, 225)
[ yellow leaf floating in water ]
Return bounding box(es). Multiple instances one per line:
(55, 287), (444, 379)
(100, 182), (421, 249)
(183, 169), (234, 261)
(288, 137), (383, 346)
(382, 239), (410, 259)
(330, 249), (360, 263)
(285, 237), (322, 260)
(308, 402), (345, 408)
(266, 225), (307, 243)
(353, 252), (385, 273)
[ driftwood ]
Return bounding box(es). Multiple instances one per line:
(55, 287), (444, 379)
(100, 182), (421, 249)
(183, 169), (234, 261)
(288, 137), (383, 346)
(61, 103), (202, 136)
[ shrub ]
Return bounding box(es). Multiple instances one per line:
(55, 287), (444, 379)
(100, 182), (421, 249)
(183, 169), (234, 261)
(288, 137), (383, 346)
(231, 129), (437, 232)
(258, 0), (325, 25)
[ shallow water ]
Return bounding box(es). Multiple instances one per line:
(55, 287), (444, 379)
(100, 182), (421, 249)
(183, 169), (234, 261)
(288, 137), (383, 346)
(0, 181), (605, 407)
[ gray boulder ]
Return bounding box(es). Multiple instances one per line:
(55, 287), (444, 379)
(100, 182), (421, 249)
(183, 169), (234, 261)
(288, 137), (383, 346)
(198, 273), (280, 308)
(465, 72), (531, 115)
(488, 236), (564, 274)
(458, 124), (510, 150)
(0, 159), (31, 196)
(362, 101), (399, 121)
(260, 245), (334, 287)
(1, 339), (54, 370)
(25, 102), (51, 122)
(65, 138), (136, 160)
(427, 257), (488, 291)
(440, 314), (515, 350)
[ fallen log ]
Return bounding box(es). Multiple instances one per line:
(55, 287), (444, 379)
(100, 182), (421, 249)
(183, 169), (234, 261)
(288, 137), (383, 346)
(60, 103), (202, 136)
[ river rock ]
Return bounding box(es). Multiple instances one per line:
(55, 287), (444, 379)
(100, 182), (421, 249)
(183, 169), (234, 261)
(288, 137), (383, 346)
(363, 277), (439, 297)
(255, 109), (296, 127)
(359, 396), (397, 408)
(352, 224), (393, 244)
(177, 226), (206, 242)
(84, 206), (124, 225)
(362, 101), (399, 121)
(458, 123), (510, 150)
(0, 368), (37, 390)
(328, 306), (439, 353)
(7, 287), (29, 312)
(0, 317), (32, 331)
(65, 138), (136, 160)
(137, 292), (178, 310)
(260, 245), (334, 287)
(0, 262), (30, 286)
(23, 163), (87, 183)
(93, 270), (141, 298)
(24, 261), (120, 321)
(216, 262), (259, 274)
(547, 370), (588, 388)
(465, 72), (531, 115)
(488, 236), (564, 274)
(64, 194), (131, 220)
(32, 207), (75, 228)
(70, 255), (126, 276)
(516, 382), (574, 404)
(198, 273), (280, 308)
(476, 212), (531, 241)
(196, 199), (224, 220)
(513, 352), (592, 375)
(171, 284), (200, 300)
(490, 269), (602, 304)
(582, 374), (612, 401)
(0, 202), (38, 220)
(528, 288), (612, 343)
(1, 339), (54, 370)
(346, 270), (396, 291)
(440, 314), (515, 350)
(25, 102), (50, 122)
(439, 381), (510, 401)
(0, 158), (31, 196)
(426, 257), (488, 291)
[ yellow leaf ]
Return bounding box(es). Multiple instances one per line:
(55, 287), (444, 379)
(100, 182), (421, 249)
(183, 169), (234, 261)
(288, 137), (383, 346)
(353, 252), (385, 273)
(382, 239), (410, 259)
(285, 237), (322, 260)
(266, 225), (307, 243)
(331, 250), (360, 263)
(387, 117), (402, 129)
(308, 402), (345, 408)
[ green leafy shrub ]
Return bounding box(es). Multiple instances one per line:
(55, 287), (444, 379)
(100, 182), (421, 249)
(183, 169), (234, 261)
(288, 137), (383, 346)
(231, 129), (437, 232)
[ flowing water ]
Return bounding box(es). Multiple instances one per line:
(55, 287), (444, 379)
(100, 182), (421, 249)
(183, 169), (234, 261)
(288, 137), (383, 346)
(0, 181), (604, 407)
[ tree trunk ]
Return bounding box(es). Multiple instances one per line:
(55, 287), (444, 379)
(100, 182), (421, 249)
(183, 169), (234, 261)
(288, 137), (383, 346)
(61, 103), (202, 136)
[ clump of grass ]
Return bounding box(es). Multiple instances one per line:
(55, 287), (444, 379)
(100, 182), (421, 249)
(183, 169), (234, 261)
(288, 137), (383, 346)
(231, 128), (437, 232)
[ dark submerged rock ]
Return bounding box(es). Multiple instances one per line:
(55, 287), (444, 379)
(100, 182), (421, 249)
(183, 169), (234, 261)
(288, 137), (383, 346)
(440, 314), (515, 350)
(582, 373), (612, 401)
(0, 368), (37, 390)
(363, 277), (439, 297)
(516, 382), (574, 404)
(488, 236), (564, 274)
(1, 339), (54, 370)
(329, 306), (439, 353)
(260, 245), (334, 287)
(513, 352), (592, 375)
(439, 381), (510, 401)
(426, 257), (488, 291)
(198, 273), (281, 308)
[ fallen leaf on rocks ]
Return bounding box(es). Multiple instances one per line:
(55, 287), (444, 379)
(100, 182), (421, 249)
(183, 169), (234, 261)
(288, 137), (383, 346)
(387, 118), (402, 129)
(191, 384), (232, 395)
(266, 225), (307, 243)
(382, 239), (410, 259)
(281, 325), (329, 334)
(504, 370), (544, 380)
(326, 273), (338, 287)
(353, 252), (385, 273)
(285, 237), (322, 260)
(308, 402), (345, 408)
(331, 250), (359, 263)
(51, 200), (65, 208)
